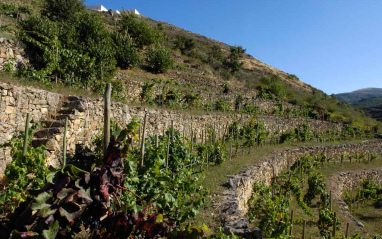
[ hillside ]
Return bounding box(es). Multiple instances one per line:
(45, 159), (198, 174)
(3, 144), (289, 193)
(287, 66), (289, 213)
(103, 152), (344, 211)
(1, 1), (382, 238)
(0, 0), (379, 131)
(336, 88), (382, 107)
(336, 88), (382, 121)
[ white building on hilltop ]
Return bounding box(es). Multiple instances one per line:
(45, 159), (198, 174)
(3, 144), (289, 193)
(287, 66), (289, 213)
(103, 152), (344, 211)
(125, 9), (140, 15)
(86, 5), (108, 12)
(86, 5), (140, 16)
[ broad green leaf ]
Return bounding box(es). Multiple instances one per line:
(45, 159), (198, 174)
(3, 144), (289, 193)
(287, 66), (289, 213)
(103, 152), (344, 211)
(57, 188), (76, 200)
(202, 224), (210, 232)
(62, 164), (89, 180)
(59, 202), (81, 222)
(156, 214), (163, 223)
(31, 192), (51, 211)
(42, 220), (59, 239)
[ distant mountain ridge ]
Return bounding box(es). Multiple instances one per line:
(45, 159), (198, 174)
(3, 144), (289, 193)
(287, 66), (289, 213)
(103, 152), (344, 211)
(335, 88), (382, 121)
(336, 88), (382, 107)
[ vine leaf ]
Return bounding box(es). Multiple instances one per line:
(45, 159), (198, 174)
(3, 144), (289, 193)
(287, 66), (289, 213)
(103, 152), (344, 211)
(31, 192), (51, 211)
(42, 221), (59, 239)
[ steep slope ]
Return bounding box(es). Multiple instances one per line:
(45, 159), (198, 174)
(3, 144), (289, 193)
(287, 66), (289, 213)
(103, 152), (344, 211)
(0, 0), (380, 129)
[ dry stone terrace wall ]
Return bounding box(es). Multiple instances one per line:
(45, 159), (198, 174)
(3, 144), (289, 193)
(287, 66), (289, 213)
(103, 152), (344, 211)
(327, 168), (382, 232)
(118, 72), (302, 114)
(220, 140), (382, 227)
(0, 82), (62, 173)
(1, 81), (342, 174)
(0, 38), (28, 71)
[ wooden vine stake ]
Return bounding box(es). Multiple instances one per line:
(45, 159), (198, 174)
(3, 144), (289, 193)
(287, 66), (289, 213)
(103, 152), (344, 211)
(166, 134), (170, 169)
(171, 120), (174, 143)
(103, 83), (112, 160)
(22, 113), (30, 158)
(302, 220), (306, 239)
(332, 212), (337, 237)
(345, 222), (349, 238)
(289, 209), (294, 237)
(62, 117), (68, 168)
(330, 191), (332, 211)
(139, 113), (147, 168)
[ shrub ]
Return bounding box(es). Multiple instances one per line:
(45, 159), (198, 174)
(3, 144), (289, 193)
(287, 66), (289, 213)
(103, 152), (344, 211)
(113, 32), (140, 69)
(145, 45), (174, 73)
(119, 13), (164, 48)
(42, 0), (85, 21)
(223, 45), (245, 73)
(174, 34), (196, 55)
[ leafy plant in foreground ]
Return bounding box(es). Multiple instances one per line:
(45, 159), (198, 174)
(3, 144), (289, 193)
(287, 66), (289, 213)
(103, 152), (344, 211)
(0, 123), (49, 212)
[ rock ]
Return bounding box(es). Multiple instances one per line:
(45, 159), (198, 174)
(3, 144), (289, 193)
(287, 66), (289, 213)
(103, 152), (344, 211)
(356, 221), (364, 228)
(225, 218), (249, 229)
(65, 100), (86, 112)
(224, 226), (263, 239)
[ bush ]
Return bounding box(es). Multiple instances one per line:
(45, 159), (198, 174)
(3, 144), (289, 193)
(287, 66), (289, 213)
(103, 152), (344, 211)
(113, 33), (140, 69)
(174, 34), (196, 55)
(42, 0), (85, 21)
(145, 45), (174, 73)
(223, 46), (245, 74)
(119, 13), (164, 48)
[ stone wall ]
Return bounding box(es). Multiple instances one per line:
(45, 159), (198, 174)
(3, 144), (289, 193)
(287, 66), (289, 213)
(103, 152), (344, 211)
(327, 168), (382, 232)
(0, 82), (62, 173)
(0, 38), (28, 71)
(220, 140), (382, 228)
(116, 71), (301, 114)
(0, 81), (342, 175)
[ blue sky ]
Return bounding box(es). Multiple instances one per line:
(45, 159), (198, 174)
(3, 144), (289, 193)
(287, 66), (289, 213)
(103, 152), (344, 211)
(85, 0), (382, 94)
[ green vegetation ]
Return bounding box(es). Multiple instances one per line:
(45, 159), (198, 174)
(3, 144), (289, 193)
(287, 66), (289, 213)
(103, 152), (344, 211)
(246, 152), (381, 238)
(0, 0), (379, 133)
(0, 123), (49, 211)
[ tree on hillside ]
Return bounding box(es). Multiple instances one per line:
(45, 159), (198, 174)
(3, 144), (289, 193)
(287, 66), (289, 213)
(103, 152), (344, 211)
(223, 45), (246, 73)
(119, 13), (165, 48)
(42, 0), (85, 22)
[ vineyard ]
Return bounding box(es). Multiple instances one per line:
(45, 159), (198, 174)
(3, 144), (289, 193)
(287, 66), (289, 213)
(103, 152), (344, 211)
(0, 0), (381, 238)
(0, 84), (380, 238)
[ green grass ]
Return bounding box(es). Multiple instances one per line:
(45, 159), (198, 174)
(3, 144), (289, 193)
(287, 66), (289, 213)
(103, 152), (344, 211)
(352, 200), (382, 235)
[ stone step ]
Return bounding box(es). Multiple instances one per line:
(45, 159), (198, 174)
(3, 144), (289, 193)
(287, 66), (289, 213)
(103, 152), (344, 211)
(34, 127), (63, 139)
(40, 120), (65, 128)
(62, 100), (86, 112)
(55, 114), (76, 120)
(32, 138), (57, 151)
(57, 109), (76, 115)
(67, 96), (82, 102)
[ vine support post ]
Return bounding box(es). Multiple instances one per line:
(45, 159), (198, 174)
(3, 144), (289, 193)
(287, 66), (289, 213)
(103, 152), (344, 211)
(155, 135), (159, 148)
(140, 113), (147, 168)
(103, 83), (111, 160)
(166, 135), (170, 170)
(302, 220), (306, 239)
(345, 222), (349, 238)
(190, 124), (194, 153)
(171, 120), (174, 144)
(330, 191), (332, 211)
(22, 113), (30, 159)
(289, 209), (294, 237)
(63, 117), (68, 168)
(332, 212), (337, 237)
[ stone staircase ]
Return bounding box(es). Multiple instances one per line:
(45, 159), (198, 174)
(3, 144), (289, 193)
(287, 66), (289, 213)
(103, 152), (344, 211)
(32, 96), (86, 153)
